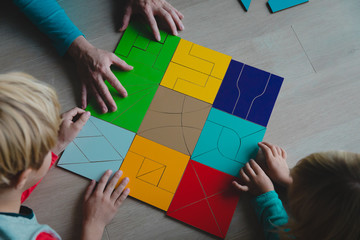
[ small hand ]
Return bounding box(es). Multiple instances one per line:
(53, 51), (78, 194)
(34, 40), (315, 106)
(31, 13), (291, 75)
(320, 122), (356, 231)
(82, 170), (130, 240)
(52, 107), (90, 156)
(68, 36), (133, 113)
(119, 0), (184, 41)
(258, 142), (292, 187)
(232, 159), (274, 196)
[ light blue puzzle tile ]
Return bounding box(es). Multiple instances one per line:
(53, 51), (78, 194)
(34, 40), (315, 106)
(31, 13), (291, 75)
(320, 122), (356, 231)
(74, 136), (122, 162)
(268, 0), (308, 13)
(90, 117), (135, 158)
(59, 161), (122, 181)
(191, 108), (266, 176)
(77, 117), (102, 137)
(240, 0), (251, 11)
(57, 142), (89, 164)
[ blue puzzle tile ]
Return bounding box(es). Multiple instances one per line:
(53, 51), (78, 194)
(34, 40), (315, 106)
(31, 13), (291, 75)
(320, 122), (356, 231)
(191, 108), (266, 176)
(268, 0), (309, 13)
(240, 0), (251, 11)
(58, 116), (135, 181)
(213, 59), (283, 127)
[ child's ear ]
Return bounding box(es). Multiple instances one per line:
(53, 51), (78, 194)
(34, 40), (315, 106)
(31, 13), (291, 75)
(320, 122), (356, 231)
(14, 169), (33, 190)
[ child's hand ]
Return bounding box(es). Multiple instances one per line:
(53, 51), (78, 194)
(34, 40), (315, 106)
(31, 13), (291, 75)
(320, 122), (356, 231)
(258, 142), (293, 187)
(232, 159), (274, 196)
(82, 170), (130, 240)
(52, 107), (90, 156)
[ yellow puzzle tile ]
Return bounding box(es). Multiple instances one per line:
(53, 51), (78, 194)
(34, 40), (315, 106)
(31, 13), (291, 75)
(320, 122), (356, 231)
(118, 135), (189, 211)
(161, 39), (232, 104)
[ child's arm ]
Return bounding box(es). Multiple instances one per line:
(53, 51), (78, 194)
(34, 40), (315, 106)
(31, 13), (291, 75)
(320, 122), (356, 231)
(81, 170), (130, 240)
(233, 160), (288, 240)
(258, 142), (293, 188)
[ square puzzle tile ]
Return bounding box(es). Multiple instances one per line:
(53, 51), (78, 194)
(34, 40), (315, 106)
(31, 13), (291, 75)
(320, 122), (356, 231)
(191, 108), (266, 176)
(118, 135), (189, 211)
(137, 86), (211, 155)
(86, 20), (180, 132)
(160, 39), (232, 104)
(167, 160), (240, 239)
(58, 116), (135, 181)
(213, 59), (283, 127)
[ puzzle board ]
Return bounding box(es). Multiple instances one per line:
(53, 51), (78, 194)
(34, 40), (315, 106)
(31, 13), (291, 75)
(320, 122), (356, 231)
(59, 20), (284, 238)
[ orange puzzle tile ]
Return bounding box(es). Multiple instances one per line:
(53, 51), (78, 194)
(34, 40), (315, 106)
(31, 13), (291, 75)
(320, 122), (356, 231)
(160, 39), (232, 104)
(118, 135), (190, 211)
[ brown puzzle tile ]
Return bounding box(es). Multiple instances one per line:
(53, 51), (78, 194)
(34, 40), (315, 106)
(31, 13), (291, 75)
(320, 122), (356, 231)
(137, 86), (211, 155)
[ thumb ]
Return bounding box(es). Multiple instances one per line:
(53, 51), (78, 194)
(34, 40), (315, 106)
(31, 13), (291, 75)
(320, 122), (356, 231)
(232, 181), (249, 192)
(74, 111), (91, 129)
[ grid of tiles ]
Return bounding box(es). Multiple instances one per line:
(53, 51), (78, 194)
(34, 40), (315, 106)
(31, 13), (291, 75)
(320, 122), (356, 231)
(58, 20), (283, 239)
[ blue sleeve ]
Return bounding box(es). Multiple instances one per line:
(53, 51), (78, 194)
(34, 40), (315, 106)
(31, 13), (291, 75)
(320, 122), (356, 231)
(251, 191), (289, 240)
(12, 0), (84, 56)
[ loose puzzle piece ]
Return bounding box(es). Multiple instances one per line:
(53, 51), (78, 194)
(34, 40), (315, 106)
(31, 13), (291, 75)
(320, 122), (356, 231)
(58, 116), (135, 181)
(191, 108), (266, 176)
(137, 86), (211, 155)
(167, 160), (239, 239)
(118, 135), (189, 211)
(239, 0), (251, 11)
(86, 20), (180, 132)
(268, 0), (309, 13)
(160, 39), (232, 104)
(213, 59), (283, 127)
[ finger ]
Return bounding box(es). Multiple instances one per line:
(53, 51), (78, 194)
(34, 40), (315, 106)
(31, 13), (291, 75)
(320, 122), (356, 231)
(104, 170), (123, 197)
(240, 168), (250, 182)
(115, 188), (130, 208)
(96, 170), (112, 194)
(62, 107), (85, 120)
(111, 176), (130, 202)
(144, 8), (161, 41)
(89, 83), (108, 113)
(73, 111), (91, 129)
(164, 5), (184, 31)
(232, 181), (249, 192)
(259, 142), (275, 159)
(105, 68), (127, 100)
(281, 148), (287, 159)
(244, 162), (256, 178)
(159, 8), (178, 36)
(249, 159), (264, 175)
(81, 82), (87, 109)
(275, 146), (282, 156)
(112, 54), (133, 71)
(164, 1), (184, 20)
(119, 5), (132, 32)
(91, 75), (117, 113)
(84, 180), (96, 201)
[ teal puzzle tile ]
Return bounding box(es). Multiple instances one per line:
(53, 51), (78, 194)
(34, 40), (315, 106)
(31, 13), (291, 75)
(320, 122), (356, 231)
(268, 0), (309, 13)
(58, 116), (135, 181)
(191, 108), (266, 176)
(240, 0), (251, 11)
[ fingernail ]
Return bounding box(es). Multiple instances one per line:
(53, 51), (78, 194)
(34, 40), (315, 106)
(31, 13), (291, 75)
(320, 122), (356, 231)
(111, 106), (117, 112)
(107, 169), (113, 174)
(156, 35), (161, 41)
(102, 107), (108, 113)
(124, 177), (129, 182)
(85, 111), (91, 117)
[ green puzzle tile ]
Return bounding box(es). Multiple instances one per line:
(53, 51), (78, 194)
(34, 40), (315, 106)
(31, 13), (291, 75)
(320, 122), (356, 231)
(87, 20), (180, 132)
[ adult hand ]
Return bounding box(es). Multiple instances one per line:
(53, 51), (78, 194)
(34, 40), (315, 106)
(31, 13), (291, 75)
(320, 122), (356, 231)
(52, 107), (90, 155)
(258, 142), (293, 187)
(82, 170), (130, 240)
(68, 36), (133, 113)
(119, 0), (184, 41)
(232, 159), (274, 196)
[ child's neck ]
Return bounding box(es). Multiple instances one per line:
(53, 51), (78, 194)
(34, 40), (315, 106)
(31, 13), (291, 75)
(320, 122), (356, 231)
(0, 188), (22, 214)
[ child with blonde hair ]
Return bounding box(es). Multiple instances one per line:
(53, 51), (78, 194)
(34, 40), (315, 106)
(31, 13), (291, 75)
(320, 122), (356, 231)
(233, 142), (360, 240)
(0, 72), (130, 240)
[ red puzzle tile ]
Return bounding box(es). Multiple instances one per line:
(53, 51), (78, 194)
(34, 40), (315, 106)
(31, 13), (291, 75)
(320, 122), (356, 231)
(167, 160), (240, 238)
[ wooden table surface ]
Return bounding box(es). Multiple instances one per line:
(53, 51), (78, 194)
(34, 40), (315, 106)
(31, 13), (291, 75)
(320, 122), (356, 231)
(1, 0), (360, 239)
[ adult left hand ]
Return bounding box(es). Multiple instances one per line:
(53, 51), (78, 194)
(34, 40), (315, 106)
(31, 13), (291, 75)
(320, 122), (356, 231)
(119, 0), (184, 41)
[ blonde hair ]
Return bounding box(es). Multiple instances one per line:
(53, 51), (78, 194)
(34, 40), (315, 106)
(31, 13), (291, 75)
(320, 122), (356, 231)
(0, 72), (61, 186)
(282, 151), (360, 240)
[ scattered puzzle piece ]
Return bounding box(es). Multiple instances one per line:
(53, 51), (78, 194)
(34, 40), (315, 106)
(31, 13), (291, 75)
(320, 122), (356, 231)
(213, 59), (283, 127)
(268, 0), (309, 13)
(118, 135), (189, 211)
(137, 86), (211, 155)
(58, 116), (135, 181)
(239, 0), (251, 11)
(167, 160), (239, 238)
(160, 39), (231, 104)
(191, 108), (266, 176)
